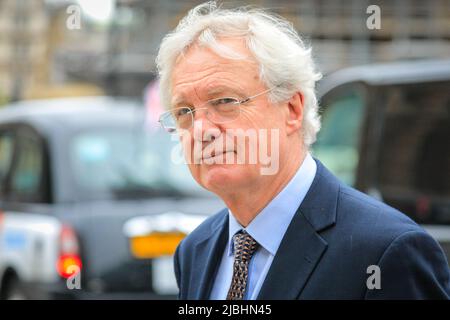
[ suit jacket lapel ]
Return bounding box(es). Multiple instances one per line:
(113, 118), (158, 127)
(257, 159), (340, 299)
(191, 212), (229, 299)
(256, 209), (328, 299)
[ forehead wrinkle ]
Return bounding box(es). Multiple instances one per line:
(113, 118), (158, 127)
(172, 47), (257, 87)
(171, 41), (260, 106)
(205, 85), (246, 98)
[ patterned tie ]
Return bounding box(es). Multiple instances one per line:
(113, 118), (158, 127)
(226, 230), (259, 300)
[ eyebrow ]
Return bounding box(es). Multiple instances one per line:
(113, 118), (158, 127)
(171, 86), (246, 108)
(171, 95), (187, 108)
(206, 86), (245, 97)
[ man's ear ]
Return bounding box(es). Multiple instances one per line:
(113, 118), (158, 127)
(285, 91), (304, 136)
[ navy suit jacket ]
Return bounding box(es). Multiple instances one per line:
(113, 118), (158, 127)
(174, 159), (450, 299)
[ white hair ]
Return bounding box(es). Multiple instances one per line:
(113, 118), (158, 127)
(156, 1), (322, 147)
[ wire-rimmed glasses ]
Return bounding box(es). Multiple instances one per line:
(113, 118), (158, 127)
(158, 86), (277, 133)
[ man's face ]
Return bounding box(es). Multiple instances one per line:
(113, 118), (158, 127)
(171, 38), (288, 195)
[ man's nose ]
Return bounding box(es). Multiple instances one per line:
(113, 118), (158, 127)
(193, 110), (221, 142)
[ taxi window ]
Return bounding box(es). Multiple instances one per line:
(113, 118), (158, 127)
(313, 85), (366, 186)
(9, 131), (45, 202)
(0, 131), (14, 190)
(377, 81), (450, 224)
(69, 127), (210, 200)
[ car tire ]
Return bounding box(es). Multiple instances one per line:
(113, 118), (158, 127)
(4, 277), (28, 300)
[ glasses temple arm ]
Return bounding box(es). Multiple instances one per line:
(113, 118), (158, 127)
(241, 85), (280, 103)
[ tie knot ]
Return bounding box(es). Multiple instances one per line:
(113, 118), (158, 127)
(232, 230), (259, 262)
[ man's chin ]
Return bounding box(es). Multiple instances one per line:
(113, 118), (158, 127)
(199, 164), (253, 193)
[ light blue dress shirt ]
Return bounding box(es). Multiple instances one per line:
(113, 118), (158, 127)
(209, 153), (317, 300)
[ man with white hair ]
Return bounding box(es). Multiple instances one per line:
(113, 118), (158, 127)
(156, 2), (450, 299)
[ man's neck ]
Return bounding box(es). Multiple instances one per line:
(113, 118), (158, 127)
(222, 149), (306, 227)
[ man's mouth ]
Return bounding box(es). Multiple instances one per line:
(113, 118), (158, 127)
(201, 150), (235, 161)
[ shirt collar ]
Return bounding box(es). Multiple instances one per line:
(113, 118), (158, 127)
(227, 153), (317, 256)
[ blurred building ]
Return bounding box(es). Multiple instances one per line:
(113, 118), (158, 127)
(0, 0), (49, 103)
(109, 0), (450, 72)
(1, 0), (449, 102)
(0, 0), (105, 104)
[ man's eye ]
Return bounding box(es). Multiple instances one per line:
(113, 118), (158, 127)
(174, 108), (192, 118)
(210, 98), (239, 106)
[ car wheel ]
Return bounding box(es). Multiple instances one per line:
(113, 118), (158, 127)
(4, 277), (28, 300)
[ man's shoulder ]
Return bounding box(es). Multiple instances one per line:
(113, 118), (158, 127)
(312, 159), (425, 244)
(335, 183), (426, 246)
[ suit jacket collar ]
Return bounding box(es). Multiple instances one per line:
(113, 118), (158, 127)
(192, 159), (339, 299)
(299, 158), (339, 232)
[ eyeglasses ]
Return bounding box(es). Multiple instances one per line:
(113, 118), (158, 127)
(158, 86), (277, 134)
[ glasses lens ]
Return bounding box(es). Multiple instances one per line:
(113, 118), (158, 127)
(159, 107), (193, 133)
(207, 97), (240, 123)
(173, 107), (193, 129)
(159, 112), (176, 133)
(159, 98), (240, 133)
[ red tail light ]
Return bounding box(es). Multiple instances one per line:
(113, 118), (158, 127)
(56, 225), (82, 279)
(0, 210), (4, 232)
(0, 209), (4, 224)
